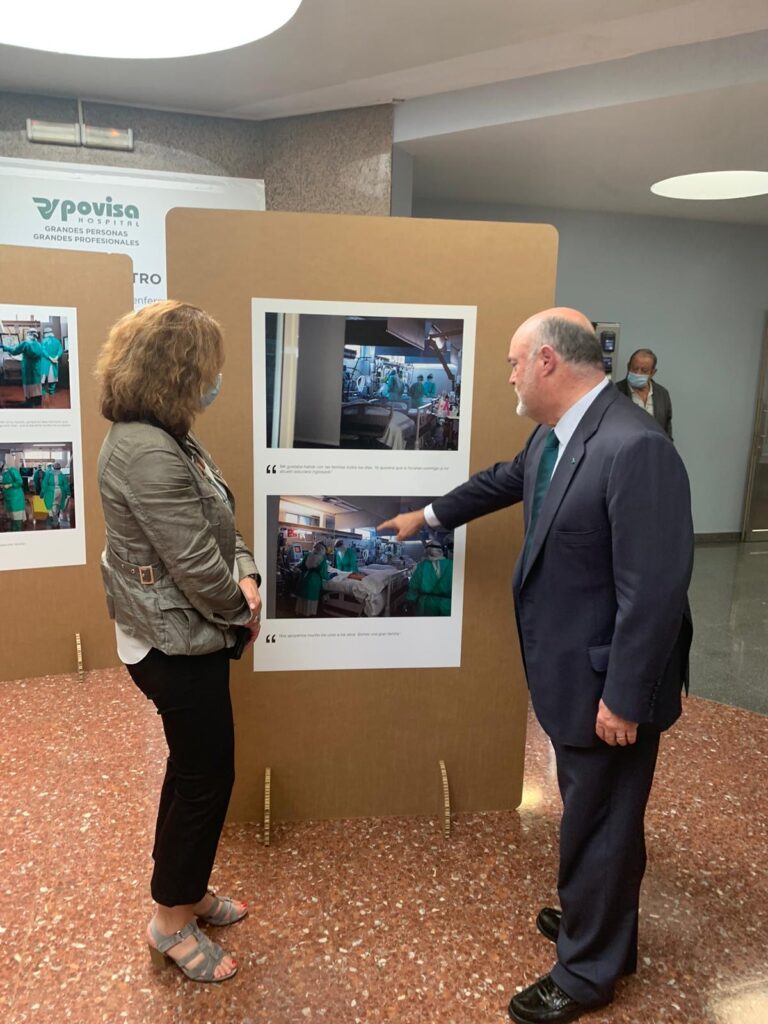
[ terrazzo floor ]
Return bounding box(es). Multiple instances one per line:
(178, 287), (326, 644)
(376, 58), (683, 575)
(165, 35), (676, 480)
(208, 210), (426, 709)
(688, 542), (768, 715)
(2, 668), (767, 1024)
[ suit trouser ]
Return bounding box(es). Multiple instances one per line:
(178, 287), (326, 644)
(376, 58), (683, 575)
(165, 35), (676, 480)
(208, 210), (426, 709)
(126, 646), (234, 907)
(549, 729), (660, 1007)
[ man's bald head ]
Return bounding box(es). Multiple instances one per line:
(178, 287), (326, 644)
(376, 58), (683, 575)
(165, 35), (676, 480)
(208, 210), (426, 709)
(518, 307), (595, 337)
(508, 307), (605, 425)
(514, 307), (602, 372)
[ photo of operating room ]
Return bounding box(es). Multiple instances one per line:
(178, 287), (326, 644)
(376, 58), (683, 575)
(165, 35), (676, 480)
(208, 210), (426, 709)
(1, 441), (75, 532)
(264, 313), (463, 450)
(0, 314), (71, 410)
(266, 494), (454, 619)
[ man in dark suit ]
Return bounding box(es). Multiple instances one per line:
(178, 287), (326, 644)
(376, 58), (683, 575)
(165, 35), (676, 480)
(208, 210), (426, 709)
(615, 348), (673, 438)
(380, 309), (693, 1023)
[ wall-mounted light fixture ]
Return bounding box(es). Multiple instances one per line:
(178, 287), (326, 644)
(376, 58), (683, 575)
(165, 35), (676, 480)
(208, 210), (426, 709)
(26, 100), (133, 151)
(25, 119), (81, 147)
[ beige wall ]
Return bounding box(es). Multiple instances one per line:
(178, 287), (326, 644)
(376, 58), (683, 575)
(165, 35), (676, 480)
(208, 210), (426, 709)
(0, 92), (394, 215)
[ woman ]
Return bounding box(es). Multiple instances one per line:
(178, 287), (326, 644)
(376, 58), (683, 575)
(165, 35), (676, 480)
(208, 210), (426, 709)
(96, 301), (261, 983)
(1, 454), (25, 531)
(295, 541), (329, 616)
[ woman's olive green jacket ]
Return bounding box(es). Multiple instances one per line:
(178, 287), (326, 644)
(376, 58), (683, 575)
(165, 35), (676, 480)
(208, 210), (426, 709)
(98, 420), (258, 656)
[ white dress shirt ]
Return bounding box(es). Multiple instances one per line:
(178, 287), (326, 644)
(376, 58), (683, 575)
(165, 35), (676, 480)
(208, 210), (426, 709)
(628, 380), (654, 416)
(551, 376), (610, 470)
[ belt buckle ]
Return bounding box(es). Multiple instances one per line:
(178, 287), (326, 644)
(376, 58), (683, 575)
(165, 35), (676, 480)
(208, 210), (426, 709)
(139, 565), (155, 586)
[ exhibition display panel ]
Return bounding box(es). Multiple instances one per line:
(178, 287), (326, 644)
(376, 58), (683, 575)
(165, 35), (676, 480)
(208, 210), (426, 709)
(0, 214), (558, 824)
(0, 245), (133, 681)
(165, 209), (558, 822)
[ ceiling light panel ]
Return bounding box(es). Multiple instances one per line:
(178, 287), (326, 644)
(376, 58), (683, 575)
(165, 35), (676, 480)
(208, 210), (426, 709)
(1, 1), (303, 59)
(651, 170), (768, 201)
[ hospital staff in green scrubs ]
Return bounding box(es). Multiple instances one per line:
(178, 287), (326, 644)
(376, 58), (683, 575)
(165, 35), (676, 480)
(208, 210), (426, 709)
(406, 540), (453, 615)
(295, 543), (330, 616)
(381, 370), (404, 401)
(2, 330), (44, 406)
(2, 457), (26, 531)
(41, 462), (71, 528)
(40, 327), (63, 396)
(334, 539), (358, 572)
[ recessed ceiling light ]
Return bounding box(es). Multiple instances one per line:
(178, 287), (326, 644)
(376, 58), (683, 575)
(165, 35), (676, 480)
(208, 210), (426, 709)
(0, 2), (303, 59)
(651, 171), (768, 201)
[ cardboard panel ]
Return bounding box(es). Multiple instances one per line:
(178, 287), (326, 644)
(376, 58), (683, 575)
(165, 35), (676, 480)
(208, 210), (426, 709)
(0, 246), (134, 681)
(166, 210), (558, 821)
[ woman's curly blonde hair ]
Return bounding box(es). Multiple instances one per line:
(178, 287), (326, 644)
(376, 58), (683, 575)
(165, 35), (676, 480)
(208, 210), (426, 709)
(96, 301), (224, 436)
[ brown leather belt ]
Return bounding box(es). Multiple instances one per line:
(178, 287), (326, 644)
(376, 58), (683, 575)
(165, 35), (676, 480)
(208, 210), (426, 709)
(105, 545), (165, 586)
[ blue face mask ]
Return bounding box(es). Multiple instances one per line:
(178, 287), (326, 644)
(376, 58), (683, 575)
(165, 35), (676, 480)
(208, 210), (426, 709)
(201, 373), (222, 408)
(627, 371), (650, 388)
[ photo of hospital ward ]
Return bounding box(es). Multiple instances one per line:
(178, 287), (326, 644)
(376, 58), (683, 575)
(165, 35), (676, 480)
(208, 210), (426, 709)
(265, 313), (463, 450)
(266, 495), (454, 619)
(0, 314), (72, 410)
(0, 442), (75, 532)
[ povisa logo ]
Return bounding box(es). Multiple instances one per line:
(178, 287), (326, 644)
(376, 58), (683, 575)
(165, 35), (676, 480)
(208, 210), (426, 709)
(32, 195), (140, 222)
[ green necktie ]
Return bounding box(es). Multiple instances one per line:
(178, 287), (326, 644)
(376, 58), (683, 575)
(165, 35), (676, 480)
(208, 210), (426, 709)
(522, 428), (560, 569)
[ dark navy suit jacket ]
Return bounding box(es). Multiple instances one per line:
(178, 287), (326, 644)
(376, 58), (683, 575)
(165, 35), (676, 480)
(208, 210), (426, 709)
(433, 384), (693, 747)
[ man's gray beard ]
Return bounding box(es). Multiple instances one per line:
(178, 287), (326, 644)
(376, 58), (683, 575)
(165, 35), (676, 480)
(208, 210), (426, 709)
(516, 395), (527, 417)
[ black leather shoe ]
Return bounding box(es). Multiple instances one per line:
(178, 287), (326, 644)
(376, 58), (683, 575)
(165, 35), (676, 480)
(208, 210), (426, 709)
(508, 973), (601, 1023)
(536, 907), (561, 943)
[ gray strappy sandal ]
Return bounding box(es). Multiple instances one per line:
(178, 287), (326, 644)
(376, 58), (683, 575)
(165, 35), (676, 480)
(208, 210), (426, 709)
(147, 918), (237, 982)
(197, 888), (249, 927)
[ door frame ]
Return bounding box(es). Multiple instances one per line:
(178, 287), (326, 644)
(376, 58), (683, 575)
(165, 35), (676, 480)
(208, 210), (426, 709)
(741, 318), (768, 541)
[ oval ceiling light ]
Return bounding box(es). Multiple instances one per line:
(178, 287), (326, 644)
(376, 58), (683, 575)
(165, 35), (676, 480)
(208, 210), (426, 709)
(0, 1), (303, 59)
(651, 170), (768, 201)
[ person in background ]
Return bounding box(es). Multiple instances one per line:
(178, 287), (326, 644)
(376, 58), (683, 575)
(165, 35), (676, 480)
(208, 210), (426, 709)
(295, 542), (330, 616)
(40, 326), (63, 398)
(41, 461), (71, 528)
(422, 373), (437, 399)
(406, 539), (452, 615)
(334, 538), (358, 572)
(1, 454), (26, 531)
(1, 329), (45, 407)
(379, 309), (692, 1024)
(381, 368), (404, 401)
(409, 375), (425, 405)
(615, 348), (673, 438)
(96, 300), (262, 984)
(64, 468), (76, 530)
(33, 465), (44, 496)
